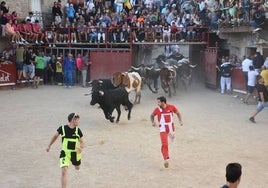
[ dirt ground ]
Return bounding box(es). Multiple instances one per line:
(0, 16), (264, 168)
(0, 80), (268, 188)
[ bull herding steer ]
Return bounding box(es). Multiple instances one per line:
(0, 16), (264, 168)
(90, 87), (133, 123)
(112, 72), (142, 104)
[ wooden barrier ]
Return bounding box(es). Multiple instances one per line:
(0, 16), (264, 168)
(0, 63), (16, 87)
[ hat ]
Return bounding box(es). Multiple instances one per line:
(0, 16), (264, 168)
(165, 4), (169, 7)
(172, 4), (176, 7)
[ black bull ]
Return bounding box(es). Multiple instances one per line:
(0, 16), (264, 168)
(90, 88), (133, 123)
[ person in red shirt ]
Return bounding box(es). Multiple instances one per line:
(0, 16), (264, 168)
(32, 20), (47, 44)
(150, 96), (183, 168)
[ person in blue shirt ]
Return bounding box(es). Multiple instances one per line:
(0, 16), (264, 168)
(63, 53), (75, 88)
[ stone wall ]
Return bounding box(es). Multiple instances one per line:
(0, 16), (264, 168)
(6, 0), (67, 25)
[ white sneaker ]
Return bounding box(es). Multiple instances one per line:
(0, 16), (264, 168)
(160, 39), (163, 42)
(40, 41), (44, 44)
(49, 44), (52, 47)
(155, 39), (157, 42)
(21, 38), (26, 42)
(35, 40), (39, 44)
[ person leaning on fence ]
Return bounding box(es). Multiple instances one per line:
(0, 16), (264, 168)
(221, 162), (242, 188)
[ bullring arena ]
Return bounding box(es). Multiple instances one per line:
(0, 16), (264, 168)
(0, 79), (267, 188)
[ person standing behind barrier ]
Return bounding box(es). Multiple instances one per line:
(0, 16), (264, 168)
(241, 55), (253, 91)
(221, 162), (242, 188)
(15, 44), (25, 83)
(150, 96), (183, 168)
(46, 113), (85, 188)
(63, 53), (75, 88)
(252, 52), (264, 73)
(81, 51), (90, 87)
(33, 51), (45, 88)
(217, 57), (234, 94)
(56, 57), (63, 85)
(23, 47), (35, 82)
(249, 75), (268, 123)
(244, 65), (259, 104)
(48, 54), (56, 85)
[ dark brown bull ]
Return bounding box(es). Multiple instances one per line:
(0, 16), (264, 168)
(159, 66), (177, 97)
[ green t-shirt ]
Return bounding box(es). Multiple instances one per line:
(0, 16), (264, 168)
(35, 56), (45, 69)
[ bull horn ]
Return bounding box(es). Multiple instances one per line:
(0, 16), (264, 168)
(189, 64), (197, 68)
(131, 66), (140, 70)
(98, 80), (104, 84)
(145, 67), (153, 70)
(99, 90), (104, 96)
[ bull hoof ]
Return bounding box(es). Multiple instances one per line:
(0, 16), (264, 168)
(109, 116), (115, 123)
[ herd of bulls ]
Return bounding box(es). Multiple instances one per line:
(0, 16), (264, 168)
(88, 53), (197, 123)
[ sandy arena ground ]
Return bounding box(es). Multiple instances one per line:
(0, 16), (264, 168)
(0, 80), (268, 188)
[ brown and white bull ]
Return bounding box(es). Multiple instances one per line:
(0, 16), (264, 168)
(112, 71), (142, 104)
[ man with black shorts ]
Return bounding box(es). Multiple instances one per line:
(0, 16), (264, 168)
(46, 113), (85, 188)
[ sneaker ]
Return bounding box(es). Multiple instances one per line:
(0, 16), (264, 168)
(160, 39), (162, 42)
(249, 117), (256, 123)
(164, 160), (169, 168)
(40, 41), (44, 44)
(155, 39), (157, 42)
(35, 40), (39, 44)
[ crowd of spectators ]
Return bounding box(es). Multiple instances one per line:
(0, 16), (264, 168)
(0, 0), (267, 46)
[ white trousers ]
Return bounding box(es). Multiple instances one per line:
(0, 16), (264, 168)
(220, 76), (231, 94)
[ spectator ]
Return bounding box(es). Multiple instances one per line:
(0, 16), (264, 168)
(66, 3), (76, 24)
(23, 47), (35, 83)
(162, 21), (171, 42)
(260, 65), (268, 90)
(52, 1), (63, 22)
(249, 5), (265, 28)
(63, 53), (75, 88)
(5, 19), (21, 43)
(33, 51), (45, 89)
(15, 45), (25, 83)
(217, 56), (234, 94)
(264, 57), (268, 68)
(69, 22), (77, 43)
(244, 65), (259, 104)
(32, 20), (46, 44)
(77, 21), (88, 42)
(241, 55), (253, 91)
(25, 11), (36, 24)
(81, 51), (90, 87)
(252, 51), (264, 73)
(55, 56), (63, 85)
(48, 54), (56, 85)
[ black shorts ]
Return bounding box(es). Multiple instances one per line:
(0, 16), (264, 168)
(35, 69), (44, 77)
(247, 85), (255, 94)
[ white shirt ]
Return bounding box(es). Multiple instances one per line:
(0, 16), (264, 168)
(242, 58), (253, 72)
(247, 70), (259, 86)
(264, 57), (268, 68)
